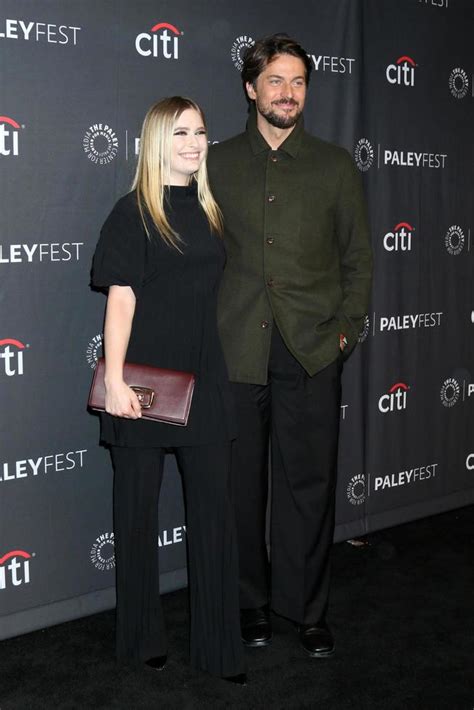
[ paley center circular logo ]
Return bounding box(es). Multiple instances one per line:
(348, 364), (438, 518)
(354, 138), (374, 172)
(83, 123), (118, 165)
(445, 225), (465, 255)
(358, 315), (370, 343)
(231, 34), (255, 71)
(86, 333), (103, 369)
(90, 532), (115, 572)
(440, 377), (460, 408)
(346, 474), (366, 505)
(449, 68), (469, 99)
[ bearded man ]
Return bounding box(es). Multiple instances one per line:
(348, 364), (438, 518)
(207, 33), (372, 657)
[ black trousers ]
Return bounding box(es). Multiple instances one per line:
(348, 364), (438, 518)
(110, 443), (245, 677)
(230, 326), (342, 625)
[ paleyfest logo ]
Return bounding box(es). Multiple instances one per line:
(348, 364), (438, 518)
(231, 35), (255, 71)
(135, 21), (182, 59)
(83, 124), (118, 165)
(0, 241), (83, 264)
(1, 449), (87, 484)
(0, 115), (23, 156)
(386, 55), (416, 86)
(354, 137), (447, 171)
(0, 19), (80, 45)
(384, 148), (447, 169)
(419, 0), (449, 7)
(308, 53), (356, 74)
(374, 463), (438, 491)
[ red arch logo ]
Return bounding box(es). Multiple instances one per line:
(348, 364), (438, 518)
(150, 22), (180, 34)
(0, 338), (25, 349)
(0, 550), (31, 565)
(389, 382), (409, 393)
(396, 56), (416, 66)
(0, 116), (20, 128)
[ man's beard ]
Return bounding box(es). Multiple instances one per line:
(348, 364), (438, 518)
(256, 98), (301, 129)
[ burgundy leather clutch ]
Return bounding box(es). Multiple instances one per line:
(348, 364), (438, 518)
(88, 358), (195, 426)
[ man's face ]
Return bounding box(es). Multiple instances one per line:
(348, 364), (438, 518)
(246, 54), (307, 130)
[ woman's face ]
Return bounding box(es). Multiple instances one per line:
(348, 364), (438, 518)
(169, 108), (208, 185)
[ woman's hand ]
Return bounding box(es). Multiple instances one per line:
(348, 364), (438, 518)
(102, 285), (140, 419)
(104, 379), (142, 419)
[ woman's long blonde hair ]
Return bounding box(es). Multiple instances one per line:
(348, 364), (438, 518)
(131, 96), (223, 250)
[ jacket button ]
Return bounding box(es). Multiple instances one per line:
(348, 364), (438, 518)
(267, 278), (274, 288)
(261, 320), (269, 329)
(270, 154), (278, 162)
(266, 237), (274, 245)
(268, 194), (275, 203)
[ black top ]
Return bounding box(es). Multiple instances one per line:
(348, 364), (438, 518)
(91, 184), (236, 447)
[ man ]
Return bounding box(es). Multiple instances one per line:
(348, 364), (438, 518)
(207, 34), (372, 657)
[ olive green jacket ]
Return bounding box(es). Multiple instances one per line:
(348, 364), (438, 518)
(207, 108), (373, 385)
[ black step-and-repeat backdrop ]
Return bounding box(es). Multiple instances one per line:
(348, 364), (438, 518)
(1, 0), (473, 639)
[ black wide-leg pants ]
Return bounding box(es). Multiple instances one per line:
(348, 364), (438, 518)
(110, 443), (245, 677)
(230, 326), (342, 625)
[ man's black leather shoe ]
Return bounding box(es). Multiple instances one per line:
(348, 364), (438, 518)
(298, 621), (335, 657)
(223, 673), (248, 685)
(240, 606), (272, 647)
(145, 655), (167, 671)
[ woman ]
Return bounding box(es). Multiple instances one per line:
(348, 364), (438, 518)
(91, 97), (245, 682)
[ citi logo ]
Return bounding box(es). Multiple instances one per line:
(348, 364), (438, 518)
(386, 56), (416, 86)
(135, 22), (182, 59)
(0, 338), (28, 376)
(378, 382), (409, 413)
(0, 550), (33, 589)
(0, 115), (22, 156)
(383, 222), (414, 252)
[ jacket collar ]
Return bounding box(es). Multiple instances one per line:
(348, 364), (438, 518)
(246, 101), (304, 158)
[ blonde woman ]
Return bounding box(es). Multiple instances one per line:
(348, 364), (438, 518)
(91, 97), (245, 683)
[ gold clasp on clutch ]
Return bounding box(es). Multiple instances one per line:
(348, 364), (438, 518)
(130, 386), (155, 409)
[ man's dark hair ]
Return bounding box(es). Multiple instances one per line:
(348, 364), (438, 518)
(241, 33), (312, 89)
